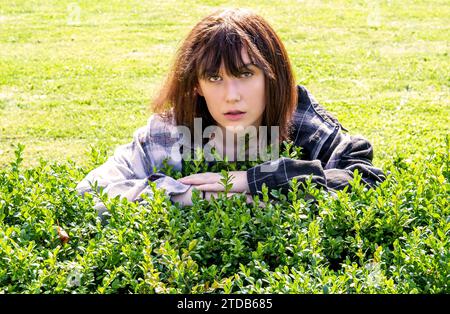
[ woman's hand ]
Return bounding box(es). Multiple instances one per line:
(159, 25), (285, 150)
(170, 185), (255, 206)
(177, 171), (250, 193)
(170, 185), (196, 206)
(173, 171), (266, 207)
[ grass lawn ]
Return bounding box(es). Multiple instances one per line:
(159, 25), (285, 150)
(1, 0), (448, 169)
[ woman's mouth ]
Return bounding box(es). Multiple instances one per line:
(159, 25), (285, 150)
(224, 110), (246, 121)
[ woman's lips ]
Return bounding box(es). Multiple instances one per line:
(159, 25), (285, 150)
(224, 112), (245, 121)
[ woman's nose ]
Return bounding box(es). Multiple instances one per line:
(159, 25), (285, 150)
(225, 79), (241, 103)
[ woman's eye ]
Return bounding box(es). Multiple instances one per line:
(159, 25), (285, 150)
(208, 75), (222, 82)
(240, 72), (253, 78)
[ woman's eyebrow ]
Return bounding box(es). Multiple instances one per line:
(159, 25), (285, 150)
(200, 63), (256, 77)
(239, 63), (256, 70)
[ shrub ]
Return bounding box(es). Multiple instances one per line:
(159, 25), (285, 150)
(0, 140), (448, 293)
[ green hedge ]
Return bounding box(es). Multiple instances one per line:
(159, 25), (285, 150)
(0, 141), (448, 293)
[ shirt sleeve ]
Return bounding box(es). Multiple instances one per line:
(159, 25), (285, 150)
(246, 131), (386, 196)
(76, 118), (190, 218)
(246, 85), (385, 197)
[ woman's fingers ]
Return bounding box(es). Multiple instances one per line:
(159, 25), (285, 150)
(179, 172), (249, 193)
(173, 186), (267, 209)
(178, 172), (220, 185)
(194, 183), (247, 193)
(194, 183), (224, 192)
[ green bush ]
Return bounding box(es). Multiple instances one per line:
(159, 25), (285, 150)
(0, 140), (448, 294)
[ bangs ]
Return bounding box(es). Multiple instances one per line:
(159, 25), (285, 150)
(196, 28), (273, 80)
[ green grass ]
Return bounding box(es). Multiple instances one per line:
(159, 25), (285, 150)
(1, 0), (449, 169)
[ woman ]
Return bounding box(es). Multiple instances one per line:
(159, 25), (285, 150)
(76, 8), (385, 213)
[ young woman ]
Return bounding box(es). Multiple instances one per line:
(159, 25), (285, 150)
(76, 8), (385, 214)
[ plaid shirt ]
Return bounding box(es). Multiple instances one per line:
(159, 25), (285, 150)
(76, 85), (385, 212)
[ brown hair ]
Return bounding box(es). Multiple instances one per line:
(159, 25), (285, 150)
(152, 8), (297, 142)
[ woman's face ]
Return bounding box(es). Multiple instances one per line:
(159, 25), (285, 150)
(197, 49), (265, 132)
